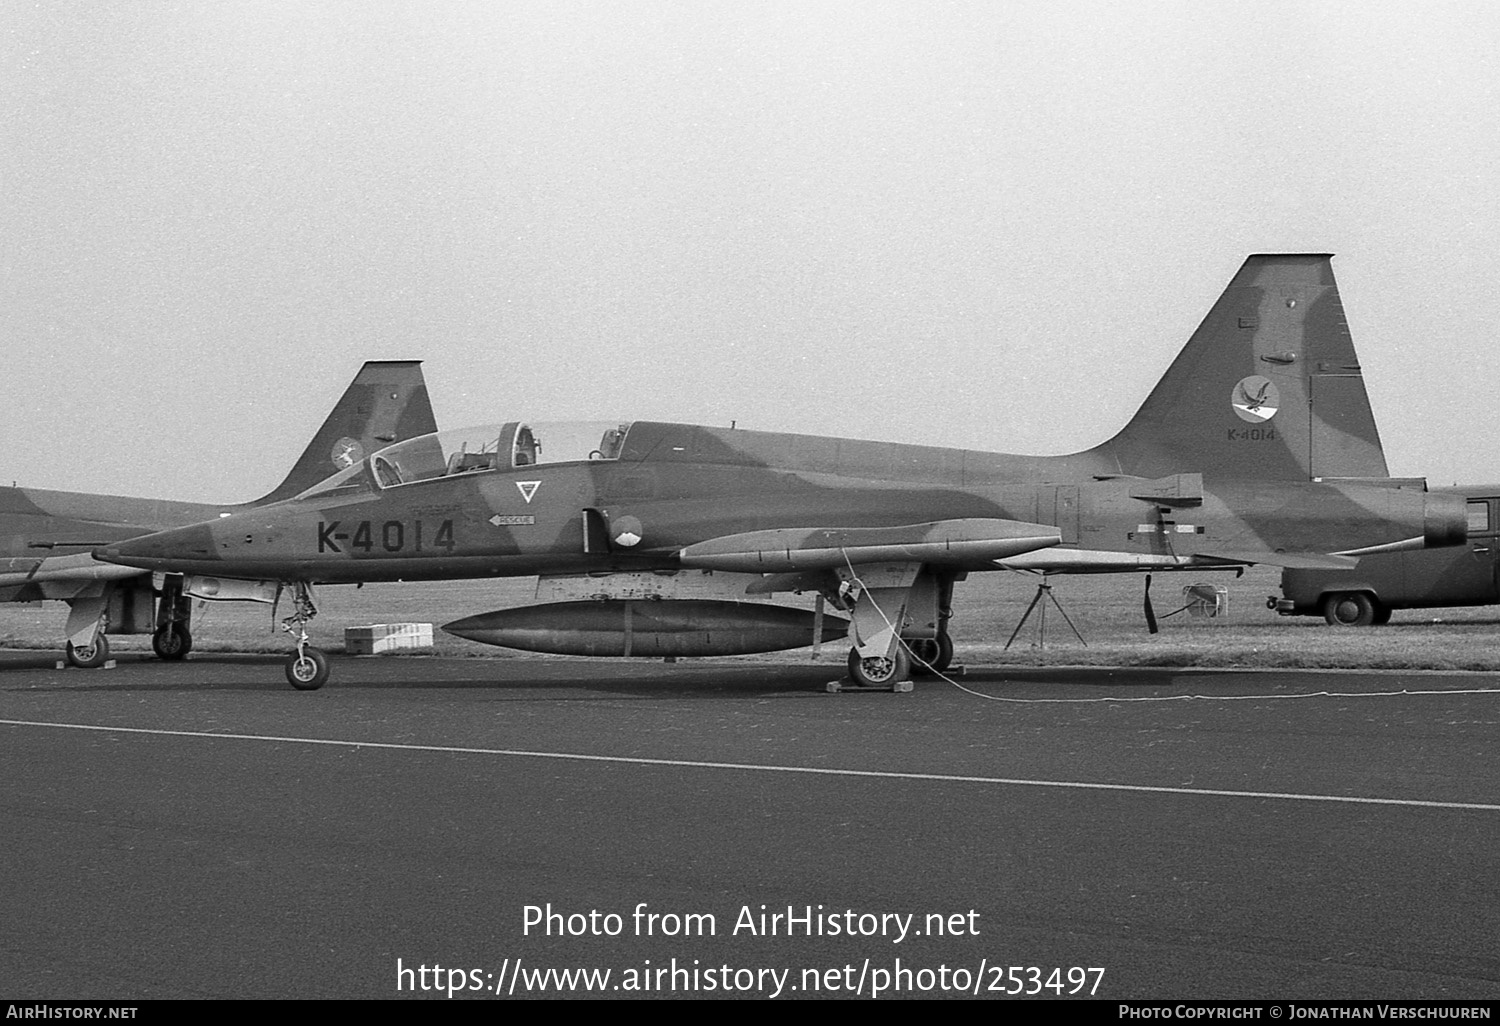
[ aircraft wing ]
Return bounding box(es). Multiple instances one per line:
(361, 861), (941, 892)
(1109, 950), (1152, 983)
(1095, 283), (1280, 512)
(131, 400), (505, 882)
(0, 553), (146, 602)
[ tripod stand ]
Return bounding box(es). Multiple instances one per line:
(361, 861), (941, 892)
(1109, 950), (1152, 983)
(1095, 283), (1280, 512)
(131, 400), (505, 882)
(1003, 577), (1087, 650)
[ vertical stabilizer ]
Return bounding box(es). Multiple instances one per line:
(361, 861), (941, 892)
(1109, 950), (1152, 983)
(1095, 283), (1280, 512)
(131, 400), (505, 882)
(250, 360), (438, 505)
(1093, 254), (1389, 482)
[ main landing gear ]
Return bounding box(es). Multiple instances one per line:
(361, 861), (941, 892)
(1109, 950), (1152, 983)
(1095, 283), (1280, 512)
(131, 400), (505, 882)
(280, 582), (330, 690)
(847, 645), (911, 688)
(834, 566), (958, 690)
(66, 635), (110, 669)
(844, 630), (953, 687)
(63, 595), (110, 668)
(905, 633), (955, 675)
(153, 575), (192, 661)
(152, 624), (192, 660)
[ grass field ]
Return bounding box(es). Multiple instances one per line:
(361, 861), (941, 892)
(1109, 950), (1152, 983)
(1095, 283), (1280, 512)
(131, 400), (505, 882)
(5, 566), (1500, 671)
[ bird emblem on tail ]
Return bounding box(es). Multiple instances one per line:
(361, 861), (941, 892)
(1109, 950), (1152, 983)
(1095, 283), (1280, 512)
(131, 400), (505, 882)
(1231, 375), (1280, 423)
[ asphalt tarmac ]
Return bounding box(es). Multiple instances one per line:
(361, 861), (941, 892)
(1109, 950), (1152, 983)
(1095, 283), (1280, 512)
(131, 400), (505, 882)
(1, 649), (1497, 1000)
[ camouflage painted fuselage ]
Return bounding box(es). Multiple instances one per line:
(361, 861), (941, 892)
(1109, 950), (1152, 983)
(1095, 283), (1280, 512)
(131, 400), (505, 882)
(88, 256), (1473, 681)
(98, 420), (1465, 584)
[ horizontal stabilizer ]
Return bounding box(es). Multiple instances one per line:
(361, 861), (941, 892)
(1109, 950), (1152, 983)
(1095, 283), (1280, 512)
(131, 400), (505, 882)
(1198, 551), (1359, 570)
(1314, 477), (1430, 490)
(1331, 536), (1428, 558)
(678, 518), (1061, 573)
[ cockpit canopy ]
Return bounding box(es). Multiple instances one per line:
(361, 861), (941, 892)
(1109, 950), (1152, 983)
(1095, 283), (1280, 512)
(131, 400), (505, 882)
(296, 421), (633, 499)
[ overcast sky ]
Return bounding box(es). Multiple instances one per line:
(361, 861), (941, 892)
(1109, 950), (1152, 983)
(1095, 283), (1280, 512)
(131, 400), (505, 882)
(4, 1), (1497, 502)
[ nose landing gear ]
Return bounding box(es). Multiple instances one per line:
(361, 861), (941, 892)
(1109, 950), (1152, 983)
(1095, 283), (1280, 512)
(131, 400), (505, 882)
(152, 575), (193, 661)
(279, 583), (329, 690)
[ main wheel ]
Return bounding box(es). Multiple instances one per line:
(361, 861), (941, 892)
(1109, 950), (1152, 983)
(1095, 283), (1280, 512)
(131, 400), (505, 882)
(907, 635), (955, 675)
(66, 635), (110, 668)
(907, 639), (940, 675)
(152, 624), (192, 660)
(930, 632), (954, 672)
(285, 647), (330, 690)
(847, 646), (911, 688)
(1321, 592), (1378, 627)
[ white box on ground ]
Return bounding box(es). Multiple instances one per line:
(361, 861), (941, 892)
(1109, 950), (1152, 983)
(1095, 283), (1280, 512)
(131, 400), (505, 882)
(344, 623), (435, 655)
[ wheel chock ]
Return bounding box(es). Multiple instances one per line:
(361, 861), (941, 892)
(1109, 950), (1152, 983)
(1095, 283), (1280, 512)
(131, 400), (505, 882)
(825, 679), (914, 693)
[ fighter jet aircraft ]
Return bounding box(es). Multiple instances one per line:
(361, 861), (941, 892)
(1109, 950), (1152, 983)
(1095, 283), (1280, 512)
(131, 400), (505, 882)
(97, 256), (1467, 690)
(2, 360), (436, 666)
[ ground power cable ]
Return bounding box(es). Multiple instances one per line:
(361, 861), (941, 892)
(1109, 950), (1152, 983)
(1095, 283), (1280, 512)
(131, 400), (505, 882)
(837, 554), (1500, 705)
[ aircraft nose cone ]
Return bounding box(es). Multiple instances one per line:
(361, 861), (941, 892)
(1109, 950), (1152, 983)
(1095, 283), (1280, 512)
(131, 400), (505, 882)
(94, 523), (220, 569)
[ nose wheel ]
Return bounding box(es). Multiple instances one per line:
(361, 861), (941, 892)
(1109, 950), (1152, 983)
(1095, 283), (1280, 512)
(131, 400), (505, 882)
(286, 647), (330, 690)
(279, 583), (330, 690)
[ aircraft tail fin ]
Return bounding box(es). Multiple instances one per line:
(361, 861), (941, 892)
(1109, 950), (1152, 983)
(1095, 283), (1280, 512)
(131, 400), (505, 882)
(250, 360), (438, 506)
(1091, 254), (1390, 482)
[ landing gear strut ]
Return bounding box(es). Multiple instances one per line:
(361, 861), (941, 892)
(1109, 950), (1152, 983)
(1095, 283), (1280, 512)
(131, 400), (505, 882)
(153, 575), (192, 660)
(64, 595), (110, 668)
(280, 582), (329, 690)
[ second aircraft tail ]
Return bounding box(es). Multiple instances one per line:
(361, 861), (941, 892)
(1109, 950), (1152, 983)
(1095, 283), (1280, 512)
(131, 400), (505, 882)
(249, 360), (438, 505)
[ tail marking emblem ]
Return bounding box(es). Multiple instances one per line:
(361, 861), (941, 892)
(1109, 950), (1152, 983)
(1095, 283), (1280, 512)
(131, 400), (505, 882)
(330, 438), (365, 469)
(1232, 376), (1280, 423)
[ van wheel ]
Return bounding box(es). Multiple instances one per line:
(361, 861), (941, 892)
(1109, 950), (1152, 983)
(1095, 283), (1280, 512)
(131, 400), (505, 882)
(1322, 592), (1378, 627)
(1371, 605), (1392, 626)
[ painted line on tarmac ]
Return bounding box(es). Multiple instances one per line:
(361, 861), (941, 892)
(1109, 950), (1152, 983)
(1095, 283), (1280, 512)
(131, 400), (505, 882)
(943, 682), (1500, 703)
(4, 717), (1499, 813)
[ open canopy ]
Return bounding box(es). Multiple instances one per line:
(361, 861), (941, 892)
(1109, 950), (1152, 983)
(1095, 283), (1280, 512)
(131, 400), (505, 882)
(295, 420), (634, 500)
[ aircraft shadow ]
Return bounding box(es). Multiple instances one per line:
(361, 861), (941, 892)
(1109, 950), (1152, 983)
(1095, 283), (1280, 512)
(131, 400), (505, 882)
(3, 652), (1211, 698)
(1, 654), (842, 699)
